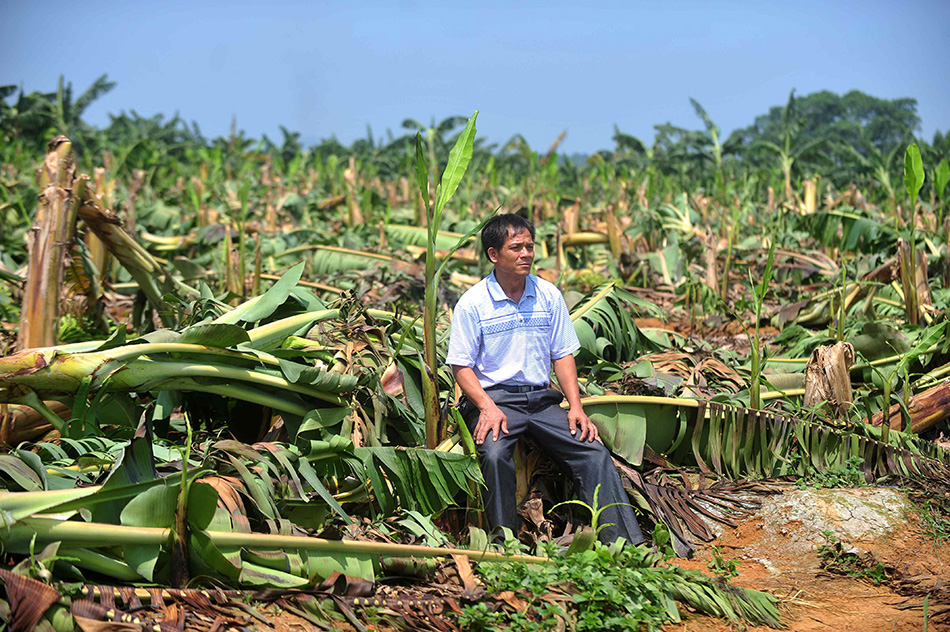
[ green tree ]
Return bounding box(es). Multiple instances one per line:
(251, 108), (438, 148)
(610, 125), (649, 171)
(835, 124), (913, 212)
(729, 89), (920, 190)
(740, 91), (828, 201)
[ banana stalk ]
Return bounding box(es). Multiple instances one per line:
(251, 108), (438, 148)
(18, 137), (80, 351)
(0, 401), (70, 445)
(561, 231), (610, 248)
(0, 348), (345, 411)
(76, 183), (198, 325)
(4, 517), (549, 566)
(870, 379), (950, 433)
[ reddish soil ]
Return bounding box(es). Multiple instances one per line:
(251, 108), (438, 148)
(664, 511), (950, 632)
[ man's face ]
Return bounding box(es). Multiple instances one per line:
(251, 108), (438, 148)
(488, 227), (535, 277)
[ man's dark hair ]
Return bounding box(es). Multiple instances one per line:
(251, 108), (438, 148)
(481, 214), (535, 258)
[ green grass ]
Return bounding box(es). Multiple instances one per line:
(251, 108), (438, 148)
(917, 499), (950, 544)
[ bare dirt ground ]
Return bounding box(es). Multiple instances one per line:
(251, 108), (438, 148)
(665, 487), (950, 632)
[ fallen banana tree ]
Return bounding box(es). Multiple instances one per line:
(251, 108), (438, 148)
(870, 378), (950, 434)
(582, 394), (950, 555)
(0, 416), (484, 583)
(584, 395), (950, 480)
(0, 420), (785, 631)
(0, 309), (347, 437)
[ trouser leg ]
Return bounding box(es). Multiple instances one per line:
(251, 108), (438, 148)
(522, 389), (645, 545)
(460, 393), (526, 537)
(462, 388), (644, 545)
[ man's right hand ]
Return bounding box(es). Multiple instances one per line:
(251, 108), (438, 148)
(474, 403), (508, 444)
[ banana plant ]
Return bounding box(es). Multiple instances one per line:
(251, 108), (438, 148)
(901, 143), (925, 324)
(411, 111), (488, 448)
(751, 90), (827, 202)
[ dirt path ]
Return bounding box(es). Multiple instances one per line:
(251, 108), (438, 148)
(665, 487), (950, 631)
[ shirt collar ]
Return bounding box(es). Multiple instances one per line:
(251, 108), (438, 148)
(486, 271), (537, 303)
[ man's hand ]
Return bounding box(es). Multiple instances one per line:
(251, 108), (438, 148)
(474, 402), (508, 444)
(553, 354), (599, 443)
(453, 366), (509, 445)
(568, 404), (599, 443)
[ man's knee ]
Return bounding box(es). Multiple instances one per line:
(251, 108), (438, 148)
(571, 436), (616, 463)
(477, 439), (513, 469)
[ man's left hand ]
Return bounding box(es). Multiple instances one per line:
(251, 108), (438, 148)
(568, 405), (600, 443)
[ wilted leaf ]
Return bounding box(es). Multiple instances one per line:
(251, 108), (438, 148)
(236, 261), (305, 323)
(380, 361), (405, 397)
(278, 359), (358, 392)
(0, 568), (60, 632)
(0, 455), (44, 491)
(179, 322), (250, 347)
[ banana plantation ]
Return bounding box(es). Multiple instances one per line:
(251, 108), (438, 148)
(0, 77), (949, 631)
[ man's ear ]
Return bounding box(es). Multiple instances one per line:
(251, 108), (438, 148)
(486, 247), (498, 263)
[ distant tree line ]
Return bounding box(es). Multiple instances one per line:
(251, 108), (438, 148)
(1, 75), (947, 200)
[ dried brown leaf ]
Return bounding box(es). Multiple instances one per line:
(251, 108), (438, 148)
(449, 554), (480, 598)
(381, 362), (406, 397)
(495, 590), (529, 612)
(73, 617), (141, 632)
(0, 568), (60, 632)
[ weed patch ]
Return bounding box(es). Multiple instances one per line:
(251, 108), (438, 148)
(816, 531), (889, 585)
(916, 498), (950, 544)
(707, 545), (740, 578)
(457, 540), (782, 631)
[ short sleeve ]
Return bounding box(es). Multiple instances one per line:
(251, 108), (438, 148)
(446, 299), (481, 368)
(549, 291), (580, 359)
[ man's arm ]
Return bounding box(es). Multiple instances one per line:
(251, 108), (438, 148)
(452, 366), (508, 444)
(447, 295), (507, 445)
(552, 354), (599, 442)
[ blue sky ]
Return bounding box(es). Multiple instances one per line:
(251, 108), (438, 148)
(3, 0), (948, 154)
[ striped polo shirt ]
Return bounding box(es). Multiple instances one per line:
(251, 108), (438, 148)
(446, 271), (580, 388)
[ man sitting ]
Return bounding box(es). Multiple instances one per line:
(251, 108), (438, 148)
(447, 214), (644, 545)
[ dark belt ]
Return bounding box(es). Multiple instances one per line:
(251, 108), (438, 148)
(485, 383), (549, 393)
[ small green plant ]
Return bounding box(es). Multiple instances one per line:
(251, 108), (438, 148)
(748, 241), (775, 410)
(550, 484), (629, 545)
(706, 545), (739, 578)
(793, 455), (867, 489)
(817, 531), (888, 585)
(902, 143), (924, 324)
(916, 499), (950, 544)
(923, 594), (930, 632)
(413, 111), (488, 448)
(651, 523), (677, 561)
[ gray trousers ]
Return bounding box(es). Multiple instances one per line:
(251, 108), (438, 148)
(460, 387), (645, 545)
